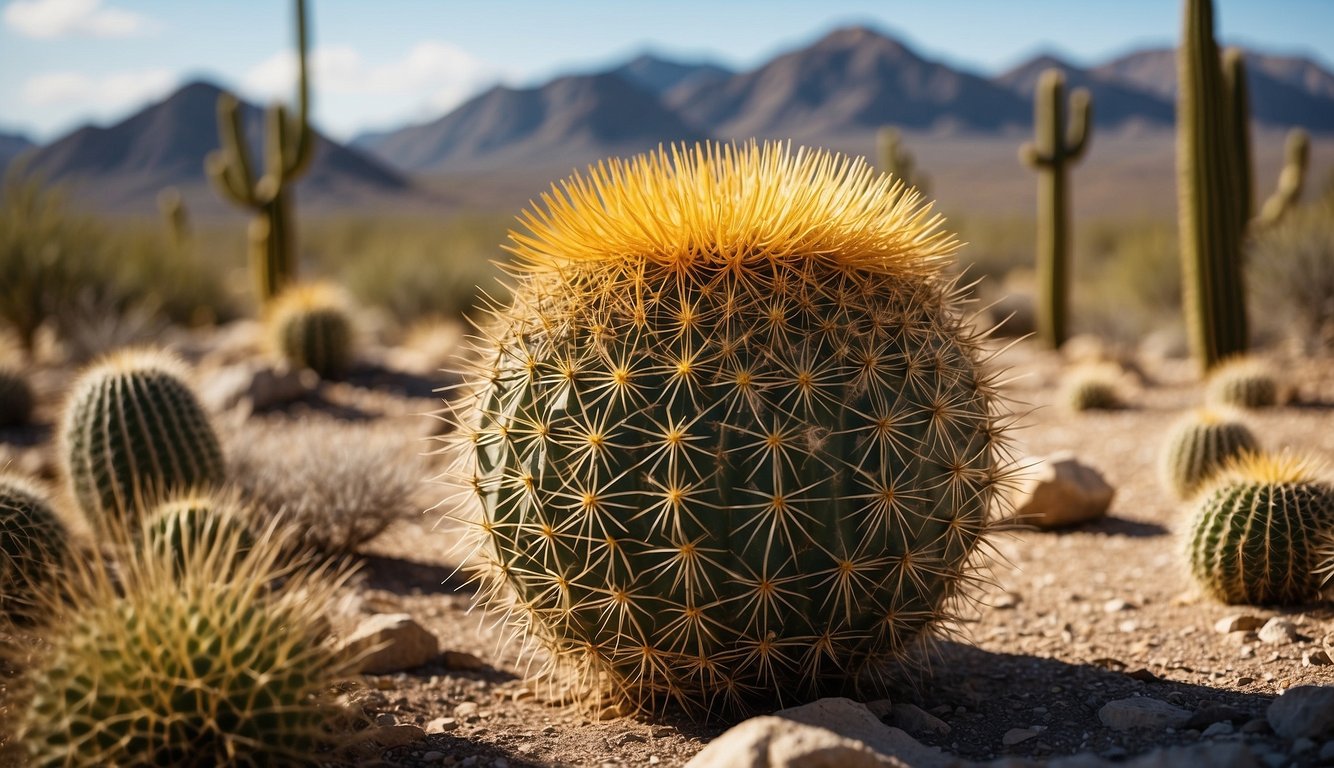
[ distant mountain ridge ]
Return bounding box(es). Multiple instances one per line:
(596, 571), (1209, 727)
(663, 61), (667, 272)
(0, 130), (35, 173)
(19, 81), (410, 209)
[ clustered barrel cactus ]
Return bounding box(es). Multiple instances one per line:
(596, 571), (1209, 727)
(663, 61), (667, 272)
(449, 142), (1009, 717)
(1059, 362), (1124, 412)
(0, 473), (69, 618)
(1186, 452), (1334, 605)
(1206, 356), (1279, 409)
(15, 512), (360, 766)
(1161, 409), (1258, 498)
(140, 493), (255, 573)
(59, 348), (225, 530)
(267, 282), (356, 379)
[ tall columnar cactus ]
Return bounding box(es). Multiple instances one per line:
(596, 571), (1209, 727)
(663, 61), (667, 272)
(1020, 69), (1091, 349)
(1161, 408), (1259, 498)
(876, 127), (929, 198)
(157, 187), (189, 255)
(59, 349), (225, 531)
(205, 0), (313, 304)
(1187, 452), (1334, 605)
(0, 363), (33, 427)
(15, 513), (362, 765)
(1222, 49), (1310, 230)
(267, 282), (355, 379)
(0, 474), (69, 618)
(448, 143), (1008, 717)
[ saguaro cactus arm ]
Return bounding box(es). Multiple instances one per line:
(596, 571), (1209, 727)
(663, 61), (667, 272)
(1256, 129), (1309, 228)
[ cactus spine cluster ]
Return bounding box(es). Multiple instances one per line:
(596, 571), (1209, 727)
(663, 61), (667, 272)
(876, 127), (929, 198)
(0, 363), (33, 427)
(450, 143), (1007, 717)
(1206, 356), (1279, 409)
(1020, 69), (1091, 349)
(0, 474), (68, 618)
(14, 514), (361, 766)
(268, 282), (355, 379)
(59, 349), (225, 530)
(1187, 452), (1334, 605)
(141, 493), (254, 573)
(1223, 49), (1310, 230)
(1161, 409), (1258, 498)
(205, 0), (313, 304)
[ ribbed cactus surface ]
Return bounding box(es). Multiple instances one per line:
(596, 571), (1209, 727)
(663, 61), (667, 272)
(1206, 357), (1278, 409)
(1187, 452), (1334, 605)
(0, 364), (33, 427)
(1161, 409), (1258, 498)
(0, 474), (68, 618)
(140, 494), (254, 573)
(59, 349), (224, 529)
(268, 282), (354, 379)
(451, 143), (1006, 717)
(1020, 69), (1091, 349)
(1059, 363), (1123, 412)
(16, 514), (359, 766)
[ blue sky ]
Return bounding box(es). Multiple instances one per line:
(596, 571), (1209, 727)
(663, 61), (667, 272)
(2, 0), (1331, 142)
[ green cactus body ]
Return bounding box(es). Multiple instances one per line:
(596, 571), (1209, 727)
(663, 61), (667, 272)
(60, 349), (225, 530)
(876, 127), (929, 198)
(1223, 49), (1310, 231)
(157, 187), (190, 255)
(0, 474), (68, 618)
(1161, 409), (1259, 498)
(205, 0), (313, 303)
(0, 364), (33, 427)
(268, 283), (354, 379)
(453, 143), (1005, 716)
(1187, 453), (1334, 604)
(1206, 357), (1278, 409)
(1020, 69), (1091, 349)
(140, 494), (254, 574)
(17, 512), (359, 766)
(1059, 363), (1123, 412)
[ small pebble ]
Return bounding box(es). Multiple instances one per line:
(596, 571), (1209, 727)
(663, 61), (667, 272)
(1258, 618), (1299, 645)
(1215, 615), (1265, 634)
(1201, 721), (1234, 737)
(1002, 728), (1038, 746)
(421, 752), (444, 763)
(1104, 598), (1133, 613)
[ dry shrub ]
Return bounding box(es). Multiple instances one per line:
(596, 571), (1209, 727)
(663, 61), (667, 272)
(1250, 201), (1334, 353)
(228, 418), (424, 555)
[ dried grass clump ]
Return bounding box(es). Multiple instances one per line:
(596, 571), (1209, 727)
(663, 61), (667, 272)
(229, 418), (423, 555)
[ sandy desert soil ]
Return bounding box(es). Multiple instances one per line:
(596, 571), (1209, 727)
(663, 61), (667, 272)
(3, 333), (1332, 767)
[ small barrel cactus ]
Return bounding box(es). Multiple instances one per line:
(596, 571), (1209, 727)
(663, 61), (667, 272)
(139, 493), (254, 573)
(1187, 451), (1334, 605)
(1161, 409), (1259, 498)
(15, 513), (361, 765)
(0, 364), (34, 427)
(1206, 356), (1279, 408)
(447, 143), (1008, 717)
(267, 282), (355, 379)
(59, 348), (225, 531)
(0, 473), (69, 618)
(1060, 363), (1125, 412)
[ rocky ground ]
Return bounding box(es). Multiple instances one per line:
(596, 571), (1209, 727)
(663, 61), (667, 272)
(2, 326), (1332, 767)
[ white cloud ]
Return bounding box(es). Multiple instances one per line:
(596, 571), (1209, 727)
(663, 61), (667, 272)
(244, 41), (505, 116)
(3, 0), (157, 38)
(22, 69), (174, 112)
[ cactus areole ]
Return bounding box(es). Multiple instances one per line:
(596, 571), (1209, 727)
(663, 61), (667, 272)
(451, 142), (1007, 717)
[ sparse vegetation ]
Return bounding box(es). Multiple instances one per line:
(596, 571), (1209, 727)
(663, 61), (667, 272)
(1249, 200), (1334, 353)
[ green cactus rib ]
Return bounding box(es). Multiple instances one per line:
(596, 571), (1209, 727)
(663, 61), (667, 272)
(0, 365), (33, 427)
(1020, 69), (1091, 349)
(1206, 357), (1278, 409)
(60, 350), (225, 530)
(204, 0), (312, 303)
(17, 512), (360, 766)
(269, 284), (354, 379)
(140, 495), (254, 574)
(0, 474), (69, 619)
(454, 143), (1006, 718)
(1161, 411), (1259, 498)
(1187, 458), (1334, 605)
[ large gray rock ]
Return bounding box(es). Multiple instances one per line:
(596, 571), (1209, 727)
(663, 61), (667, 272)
(1266, 685), (1334, 740)
(683, 716), (909, 768)
(776, 698), (962, 768)
(1009, 453), (1115, 529)
(198, 359), (316, 415)
(1097, 697), (1192, 731)
(340, 613), (440, 674)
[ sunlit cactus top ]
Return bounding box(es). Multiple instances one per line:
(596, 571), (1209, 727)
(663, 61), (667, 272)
(507, 142), (958, 276)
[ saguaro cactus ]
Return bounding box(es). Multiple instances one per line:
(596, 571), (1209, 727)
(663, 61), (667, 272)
(157, 187), (189, 255)
(1223, 49), (1310, 230)
(1020, 69), (1091, 349)
(877, 127), (929, 198)
(205, 0), (313, 304)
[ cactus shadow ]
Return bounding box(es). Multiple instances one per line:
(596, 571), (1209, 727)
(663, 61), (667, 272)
(343, 362), (457, 401)
(1081, 515), (1170, 538)
(355, 552), (475, 596)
